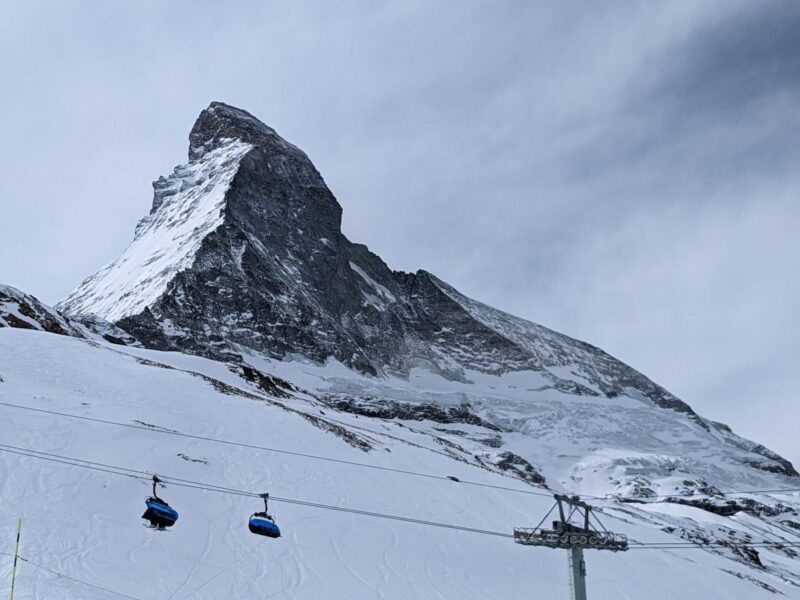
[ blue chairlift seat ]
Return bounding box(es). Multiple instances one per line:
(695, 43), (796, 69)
(143, 497), (179, 529)
(249, 512), (281, 538)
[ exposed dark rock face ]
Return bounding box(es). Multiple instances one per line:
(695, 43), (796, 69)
(188, 102), (285, 162)
(666, 497), (742, 517)
(490, 451), (546, 485)
(708, 422), (798, 477)
(320, 394), (503, 432)
(229, 364), (297, 399)
(664, 496), (797, 519)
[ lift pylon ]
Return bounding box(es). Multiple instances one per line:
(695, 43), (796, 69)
(514, 495), (628, 600)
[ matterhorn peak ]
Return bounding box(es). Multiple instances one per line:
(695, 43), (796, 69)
(188, 101), (280, 161)
(50, 102), (799, 482)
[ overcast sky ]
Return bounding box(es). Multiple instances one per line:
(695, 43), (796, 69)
(1, 2), (798, 465)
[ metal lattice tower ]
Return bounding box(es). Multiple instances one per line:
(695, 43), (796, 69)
(514, 495), (628, 600)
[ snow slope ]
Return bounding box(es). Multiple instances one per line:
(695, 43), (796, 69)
(1, 328), (799, 599)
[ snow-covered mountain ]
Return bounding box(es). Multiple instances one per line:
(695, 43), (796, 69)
(55, 102), (796, 479)
(55, 104), (703, 407)
(2, 101), (798, 597)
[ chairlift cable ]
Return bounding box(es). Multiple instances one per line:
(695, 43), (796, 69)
(0, 400), (552, 498)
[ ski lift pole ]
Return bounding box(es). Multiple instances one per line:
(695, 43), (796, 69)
(568, 545), (587, 600)
(9, 518), (21, 600)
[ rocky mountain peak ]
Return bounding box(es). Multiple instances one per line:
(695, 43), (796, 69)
(189, 101), (278, 161)
(52, 103), (737, 399)
(186, 101), (342, 227)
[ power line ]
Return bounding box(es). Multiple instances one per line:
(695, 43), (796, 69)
(0, 400), (552, 498)
(0, 442), (510, 536)
(4, 399), (800, 559)
(0, 445), (144, 481)
(19, 556), (144, 600)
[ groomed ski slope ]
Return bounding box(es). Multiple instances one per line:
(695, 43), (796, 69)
(1, 328), (798, 599)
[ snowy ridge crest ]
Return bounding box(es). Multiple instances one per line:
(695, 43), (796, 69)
(58, 138), (252, 322)
(426, 273), (697, 414)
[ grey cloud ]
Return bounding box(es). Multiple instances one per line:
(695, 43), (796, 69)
(646, 1), (800, 117)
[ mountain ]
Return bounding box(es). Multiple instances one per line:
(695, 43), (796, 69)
(54, 102), (671, 392)
(1, 101), (794, 597)
(57, 102), (795, 479)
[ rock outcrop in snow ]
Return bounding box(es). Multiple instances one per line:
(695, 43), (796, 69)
(1, 284), (138, 345)
(1, 284), (83, 336)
